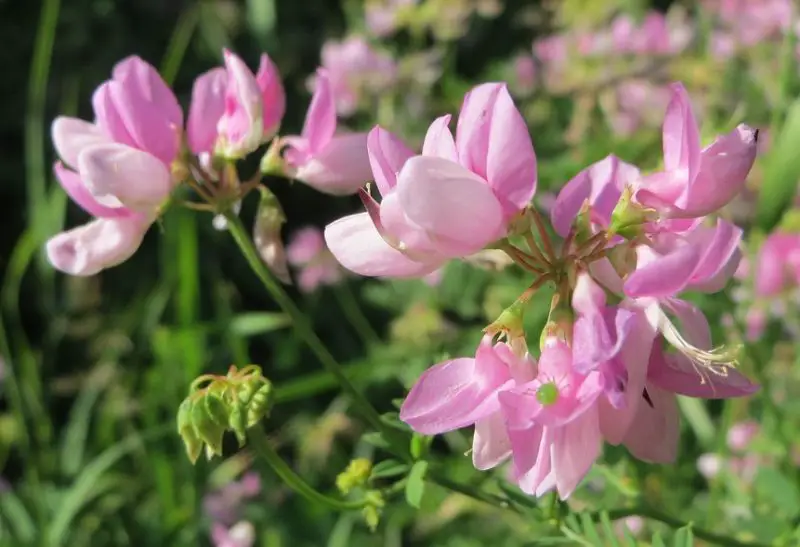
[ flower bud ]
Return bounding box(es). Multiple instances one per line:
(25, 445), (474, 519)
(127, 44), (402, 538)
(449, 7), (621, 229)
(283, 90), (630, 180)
(191, 394), (228, 460)
(253, 187), (291, 284)
(540, 293), (575, 349)
(336, 458), (373, 495)
(177, 398), (203, 464)
(609, 186), (656, 239)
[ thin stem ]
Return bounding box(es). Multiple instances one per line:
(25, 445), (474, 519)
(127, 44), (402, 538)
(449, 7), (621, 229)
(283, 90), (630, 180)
(224, 212), (407, 458)
(523, 231), (551, 266)
(560, 228), (576, 258)
(499, 242), (546, 274)
(428, 473), (522, 515)
(519, 274), (552, 304)
(248, 426), (367, 511)
(604, 506), (771, 547)
(530, 208), (556, 261)
(333, 282), (381, 347)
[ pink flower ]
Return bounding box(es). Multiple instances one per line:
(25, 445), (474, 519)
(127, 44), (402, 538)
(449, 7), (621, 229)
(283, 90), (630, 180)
(697, 453), (722, 479)
(48, 56), (181, 275)
(365, 0), (415, 37)
(753, 232), (800, 296)
(204, 50), (285, 159)
(635, 83), (758, 219)
(283, 71), (372, 195)
(211, 522), (255, 547)
(286, 227), (343, 293)
(325, 82), (537, 278)
(316, 36), (397, 116)
(203, 472), (262, 525)
(727, 420), (759, 451)
(550, 155), (640, 237)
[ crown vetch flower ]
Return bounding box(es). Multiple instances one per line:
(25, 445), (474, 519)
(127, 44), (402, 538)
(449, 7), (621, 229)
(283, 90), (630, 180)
(282, 70), (373, 195)
(188, 50), (285, 157)
(47, 56), (181, 275)
(325, 82), (537, 278)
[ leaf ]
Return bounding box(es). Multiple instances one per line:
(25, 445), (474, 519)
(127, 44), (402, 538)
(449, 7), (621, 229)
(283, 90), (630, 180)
(578, 513), (604, 546)
(672, 525), (694, 547)
(405, 461), (428, 509)
(246, 0), (277, 49)
(0, 490), (35, 543)
(754, 467), (800, 516)
(676, 396), (714, 449)
(362, 432), (391, 451)
(757, 99), (800, 230)
(369, 460), (408, 481)
(599, 512), (622, 547)
(652, 532), (667, 547)
(228, 312), (290, 337)
(60, 367), (111, 477)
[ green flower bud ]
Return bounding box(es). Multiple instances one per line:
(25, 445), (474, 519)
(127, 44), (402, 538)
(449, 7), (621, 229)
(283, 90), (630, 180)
(246, 381), (274, 428)
(608, 186), (657, 240)
(336, 458), (373, 495)
(177, 398), (203, 464)
(253, 187), (290, 284)
(361, 490), (385, 532)
(229, 400), (248, 447)
(191, 395), (226, 460)
(259, 137), (286, 176)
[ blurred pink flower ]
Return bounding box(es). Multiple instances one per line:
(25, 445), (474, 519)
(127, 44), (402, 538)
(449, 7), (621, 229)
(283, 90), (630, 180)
(753, 232), (800, 297)
(315, 36), (397, 116)
(286, 227), (343, 293)
(203, 472), (262, 525)
(365, 0), (416, 37)
(211, 522), (255, 547)
(283, 71), (373, 195)
(697, 453), (722, 479)
(727, 420), (759, 451)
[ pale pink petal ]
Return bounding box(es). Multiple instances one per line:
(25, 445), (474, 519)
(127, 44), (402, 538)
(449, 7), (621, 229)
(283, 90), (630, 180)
(552, 407), (601, 499)
(456, 83), (503, 178)
(379, 192), (438, 254)
(217, 50), (263, 158)
(51, 117), (110, 170)
(187, 67), (227, 155)
(508, 425), (552, 496)
(301, 70), (337, 153)
(367, 126), (415, 196)
(624, 242), (702, 298)
(46, 216), (149, 276)
(622, 383), (679, 463)
(111, 55), (183, 128)
(485, 85), (537, 214)
(92, 82), (136, 148)
(422, 115), (457, 162)
(662, 298), (711, 350)
(324, 213), (439, 277)
(472, 412), (512, 470)
(396, 156), (505, 256)
(78, 143), (173, 213)
(54, 162), (129, 219)
(755, 233), (800, 296)
(400, 353), (510, 435)
(688, 219), (743, 289)
(293, 133), (372, 195)
(662, 82), (700, 178)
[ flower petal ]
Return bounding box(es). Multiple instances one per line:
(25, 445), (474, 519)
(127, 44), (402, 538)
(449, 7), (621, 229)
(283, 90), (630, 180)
(187, 67), (227, 155)
(662, 82), (700, 179)
(552, 407), (601, 499)
(46, 216), (149, 276)
(367, 126), (415, 196)
(51, 117), (110, 170)
(324, 213), (439, 277)
(422, 115), (457, 162)
(624, 241), (703, 298)
(621, 383), (679, 463)
(54, 162), (130, 219)
(293, 133), (373, 195)
(78, 143), (173, 213)
(472, 412), (512, 470)
(397, 156), (505, 256)
(302, 70), (337, 153)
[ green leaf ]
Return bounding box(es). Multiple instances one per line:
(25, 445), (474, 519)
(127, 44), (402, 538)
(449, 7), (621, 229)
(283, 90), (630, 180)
(672, 525), (694, 547)
(652, 532), (667, 547)
(757, 99), (800, 230)
(362, 432), (391, 451)
(404, 461), (428, 509)
(369, 460), (408, 481)
(59, 369), (107, 477)
(754, 467), (800, 516)
(0, 490), (35, 543)
(228, 312), (290, 337)
(246, 0), (277, 49)
(578, 513), (603, 545)
(599, 512), (622, 547)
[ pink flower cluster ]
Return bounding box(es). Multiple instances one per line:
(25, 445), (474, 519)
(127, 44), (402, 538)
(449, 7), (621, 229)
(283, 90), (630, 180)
(327, 82), (765, 499)
(704, 0), (794, 58)
(204, 471), (261, 547)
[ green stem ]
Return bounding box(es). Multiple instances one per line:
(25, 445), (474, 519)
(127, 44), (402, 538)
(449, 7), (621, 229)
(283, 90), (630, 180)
(248, 426), (367, 511)
(428, 474), (522, 515)
(604, 506), (771, 547)
(224, 212), (407, 457)
(333, 282), (381, 347)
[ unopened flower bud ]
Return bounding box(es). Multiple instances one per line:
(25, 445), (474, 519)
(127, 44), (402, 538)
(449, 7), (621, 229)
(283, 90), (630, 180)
(362, 490), (385, 532)
(177, 398), (203, 464)
(484, 298), (526, 341)
(259, 137), (286, 176)
(253, 187), (291, 284)
(191, 395), (228, 460)
(609, 186), (656, 239)
(540, 293), (575, 349)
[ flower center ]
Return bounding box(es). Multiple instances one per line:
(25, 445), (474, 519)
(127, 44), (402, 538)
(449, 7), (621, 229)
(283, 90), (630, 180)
(536, 382), (559, 406)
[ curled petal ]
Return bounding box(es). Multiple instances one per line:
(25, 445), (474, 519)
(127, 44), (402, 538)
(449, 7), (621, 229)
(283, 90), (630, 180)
(621, 383), (679, 463)
(54, 162), (129, 219)
(46, 216), (149, 276)
(662, 82), (700, 179)
(301, 70), (336, 153)
(324, 213), (439, 278)
(624, 242), (702, 298)
(256, 53), (286, 139)
(472, 412), (512, 470)
(217, 50), (264, 158)
(51, 117), (110, 170)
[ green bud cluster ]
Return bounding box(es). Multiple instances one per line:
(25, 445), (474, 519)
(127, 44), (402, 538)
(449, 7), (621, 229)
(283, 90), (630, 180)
(177, 365), (274, 464)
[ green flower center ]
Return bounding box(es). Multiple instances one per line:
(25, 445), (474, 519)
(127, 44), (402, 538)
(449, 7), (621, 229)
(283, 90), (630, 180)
(536, 382), (559, 406)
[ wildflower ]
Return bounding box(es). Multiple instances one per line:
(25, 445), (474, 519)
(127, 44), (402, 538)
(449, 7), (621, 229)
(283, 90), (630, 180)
(286, 227), (343, 293)
(283, 71), (373, 195)
(325, 82), (537, 277)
